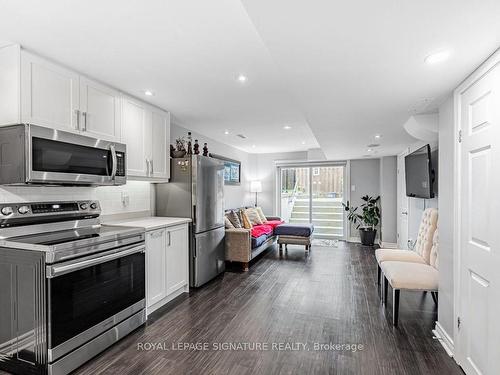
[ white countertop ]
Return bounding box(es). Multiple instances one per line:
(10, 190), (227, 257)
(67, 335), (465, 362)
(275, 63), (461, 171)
(105, 216), (191, 231)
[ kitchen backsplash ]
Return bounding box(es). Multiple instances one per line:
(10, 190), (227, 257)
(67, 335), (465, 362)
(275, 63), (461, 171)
(0, 181), (153, 216)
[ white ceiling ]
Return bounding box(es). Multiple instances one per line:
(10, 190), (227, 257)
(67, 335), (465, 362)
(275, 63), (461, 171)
(0, 0), (499, 158)
(241, 0), (500, 159)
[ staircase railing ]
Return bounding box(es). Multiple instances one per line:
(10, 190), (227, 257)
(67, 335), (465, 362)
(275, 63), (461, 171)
(281, 180), (299, 222)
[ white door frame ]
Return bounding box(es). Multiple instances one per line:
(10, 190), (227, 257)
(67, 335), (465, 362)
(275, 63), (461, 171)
(453, 49), (500, 373)
(397, 149), (410, 249)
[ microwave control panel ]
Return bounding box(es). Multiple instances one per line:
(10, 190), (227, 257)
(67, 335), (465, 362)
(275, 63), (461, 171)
(116, 152), (126, 177)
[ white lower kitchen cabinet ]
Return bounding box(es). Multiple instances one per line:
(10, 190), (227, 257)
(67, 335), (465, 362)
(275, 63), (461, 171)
(144, 222), (190, 316)
(165, 224), (189, 295)
(146, 228), (168, 307)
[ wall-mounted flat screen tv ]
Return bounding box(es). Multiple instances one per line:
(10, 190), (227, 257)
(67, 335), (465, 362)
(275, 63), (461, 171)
(405, 144), (435, 199)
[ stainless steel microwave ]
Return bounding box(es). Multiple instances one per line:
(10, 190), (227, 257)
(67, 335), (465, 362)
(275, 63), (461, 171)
(0, 124), (126, 186)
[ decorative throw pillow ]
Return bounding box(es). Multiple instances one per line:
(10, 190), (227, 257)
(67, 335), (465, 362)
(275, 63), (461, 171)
(245, 208), (263, 226)
(224, 216), (235, 229)
(255, 207), (267, 222)
(240, 209), (253, 229)
(226, 210), (242, 228)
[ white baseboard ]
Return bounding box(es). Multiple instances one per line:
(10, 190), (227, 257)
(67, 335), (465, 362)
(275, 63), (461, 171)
(432, 321), (454, 357)
(378, 241), (398, 249)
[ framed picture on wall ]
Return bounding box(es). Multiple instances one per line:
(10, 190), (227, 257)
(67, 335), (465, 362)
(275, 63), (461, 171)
(210, 154), (241, 185)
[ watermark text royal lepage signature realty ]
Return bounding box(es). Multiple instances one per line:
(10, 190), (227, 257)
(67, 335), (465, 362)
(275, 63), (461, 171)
(136, 341), (364, 353)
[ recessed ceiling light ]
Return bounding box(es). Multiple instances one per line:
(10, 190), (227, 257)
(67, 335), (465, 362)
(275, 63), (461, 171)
(224, 130), (229, 135)
(425, 50), (450, 65)
(367, 148), (373, 152)
(144, 90), (154, 96)
(252, 144), (256, 148)
(283, 125), (292, 130)
(301, 141), (306, 145)
(237, 74), (247, 83)
(374, 134), (382, 139)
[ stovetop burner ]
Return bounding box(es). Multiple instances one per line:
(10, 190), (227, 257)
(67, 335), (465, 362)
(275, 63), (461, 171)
(0, 200), (145, 263)
(8, 226), (126, 246)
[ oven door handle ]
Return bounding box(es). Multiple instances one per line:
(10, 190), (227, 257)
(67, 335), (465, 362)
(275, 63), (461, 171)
(110, 144), (117, 180)
(46, 244), (145, 278)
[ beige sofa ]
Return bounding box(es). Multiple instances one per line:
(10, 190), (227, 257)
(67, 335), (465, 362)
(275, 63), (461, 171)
(225, 213), (281, 271)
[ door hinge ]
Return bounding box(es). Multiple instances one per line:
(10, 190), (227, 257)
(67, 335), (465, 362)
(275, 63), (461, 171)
(458, 130), (462, 143)
(457, 316), (461, 330)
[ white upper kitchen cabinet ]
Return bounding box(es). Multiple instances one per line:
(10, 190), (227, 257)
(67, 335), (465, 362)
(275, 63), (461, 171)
(150, 107), (170, 180)
(0, 44), (171, 181)
(121, 95), (149, 177)
(122, 97), (170, 181)
(79, 77), (121, 141)
(21, 50), (80, 132)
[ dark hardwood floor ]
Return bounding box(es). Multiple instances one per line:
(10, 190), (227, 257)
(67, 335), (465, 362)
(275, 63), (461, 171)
(70, 242), (461, 374)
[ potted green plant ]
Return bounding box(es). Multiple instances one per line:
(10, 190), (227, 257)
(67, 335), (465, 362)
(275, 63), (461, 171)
(342, 195), (380, 246)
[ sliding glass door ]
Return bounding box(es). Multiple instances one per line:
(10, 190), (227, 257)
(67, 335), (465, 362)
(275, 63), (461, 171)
(279, 167), (309, 224)
(279, 164), (346, 239)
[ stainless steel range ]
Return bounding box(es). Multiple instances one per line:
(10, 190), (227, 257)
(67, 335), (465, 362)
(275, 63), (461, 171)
(0, 200), (146, 375)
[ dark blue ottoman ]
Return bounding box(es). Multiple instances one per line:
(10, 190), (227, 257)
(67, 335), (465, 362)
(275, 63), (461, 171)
(275, 223), (314, 251)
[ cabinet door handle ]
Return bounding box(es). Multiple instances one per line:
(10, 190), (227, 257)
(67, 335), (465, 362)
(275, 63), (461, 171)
(167, 231), (171, 246)
(146, 159), (150, 176)
(82, 111), (87, 131)
(150, 230), (164, 239)
(75, 109), (80, 130)
(151, 159), (154, 175)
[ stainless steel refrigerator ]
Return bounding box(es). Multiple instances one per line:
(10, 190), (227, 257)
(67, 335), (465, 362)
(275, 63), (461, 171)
(155, 155), (226, 287)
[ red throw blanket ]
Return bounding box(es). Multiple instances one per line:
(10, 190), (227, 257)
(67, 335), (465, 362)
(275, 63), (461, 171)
(264, 220), (284, 230)
(251, 224), (273, 238)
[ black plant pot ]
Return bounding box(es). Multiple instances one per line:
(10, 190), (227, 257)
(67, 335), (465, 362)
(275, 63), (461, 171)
(359, 228), (377, 246)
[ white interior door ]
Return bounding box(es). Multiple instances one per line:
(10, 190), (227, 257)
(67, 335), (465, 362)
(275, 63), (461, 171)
(397, 152), (409, 249)
(456, 56), (500, 375)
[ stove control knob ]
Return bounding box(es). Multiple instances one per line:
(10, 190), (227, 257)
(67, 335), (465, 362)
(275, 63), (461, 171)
(90, 202), (98, 210)
(1, 206), (13, 216)
(18, 205), (30, 215)
(80, 203), (88, 210)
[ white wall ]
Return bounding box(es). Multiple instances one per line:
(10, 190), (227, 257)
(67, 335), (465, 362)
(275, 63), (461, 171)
(379, 156), (398, 244)
(170, 123), (254, 209)
(349, 159), (380, 239)
(0, 181), (153, 218)
(436, 96), (455, 340)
